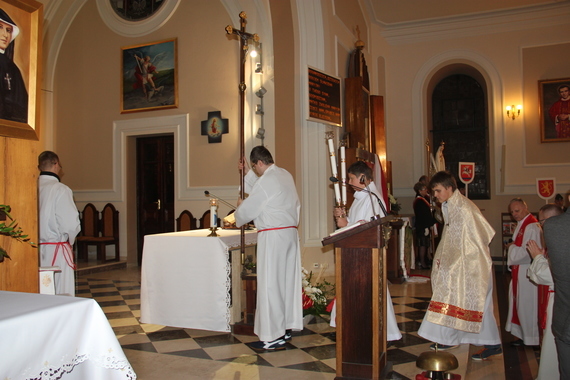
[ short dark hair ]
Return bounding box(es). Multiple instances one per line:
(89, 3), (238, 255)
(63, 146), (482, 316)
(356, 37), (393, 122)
(250, 146), (274, 165)
(429, 171), (457, 191)
(557, 84), (570, 93)
(38, 151), (59, 171)
(413, 181), (426, 195)
(539, 203), (563, 217)
(348, 161), (373, 181)
(555, 193), (563, 201)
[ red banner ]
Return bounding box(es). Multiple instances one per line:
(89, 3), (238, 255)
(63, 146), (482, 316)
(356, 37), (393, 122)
(536, 178), (556, 200)
(458, 162), (475, 185)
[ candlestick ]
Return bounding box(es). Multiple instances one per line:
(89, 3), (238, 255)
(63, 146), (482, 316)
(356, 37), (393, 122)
(327, 138), (338, 178)
(340, 145), (346, 205)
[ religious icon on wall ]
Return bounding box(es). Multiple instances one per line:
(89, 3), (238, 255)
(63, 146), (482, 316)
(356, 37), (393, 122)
(121, 38), (178, 113)
(539, 77), (570, 143)
(201, 111), (229, 143)
(0, 0), (42, 141)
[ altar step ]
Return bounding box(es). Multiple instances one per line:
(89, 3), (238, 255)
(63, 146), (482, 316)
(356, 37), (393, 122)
(76, 260), (127, 276)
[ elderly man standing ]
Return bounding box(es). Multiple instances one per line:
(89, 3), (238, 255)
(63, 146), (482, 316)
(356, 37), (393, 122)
(542, 193), (570, 379)
(505, 198), (540, 347)
(38, 151), (81, 296)
(234, 146), (303, 351)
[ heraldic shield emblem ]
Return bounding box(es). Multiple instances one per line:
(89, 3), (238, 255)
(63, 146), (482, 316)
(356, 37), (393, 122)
(459, 162), (475, 185)
(536, 178), (556, 200)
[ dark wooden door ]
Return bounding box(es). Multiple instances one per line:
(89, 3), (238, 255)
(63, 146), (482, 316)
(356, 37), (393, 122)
(136, 135), (175, 265)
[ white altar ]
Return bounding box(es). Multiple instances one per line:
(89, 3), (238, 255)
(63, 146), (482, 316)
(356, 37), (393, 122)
(140, 228), (257, 332)
(0, 291), (136, 379)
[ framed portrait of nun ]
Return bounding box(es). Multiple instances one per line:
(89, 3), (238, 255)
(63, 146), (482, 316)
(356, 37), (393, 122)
(0, 0), (42, 141)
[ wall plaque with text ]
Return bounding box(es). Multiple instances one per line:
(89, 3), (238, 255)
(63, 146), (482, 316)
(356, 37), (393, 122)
(308, 67), (342, 126)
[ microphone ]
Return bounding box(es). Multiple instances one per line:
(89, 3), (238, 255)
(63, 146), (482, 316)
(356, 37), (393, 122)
(204, 191), (236, 210)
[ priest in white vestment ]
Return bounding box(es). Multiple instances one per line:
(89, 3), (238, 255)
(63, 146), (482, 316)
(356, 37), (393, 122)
(332, 160), (401, 341)
(417, 171), (502, 361)
(38, 151), (81, 296)
(235, 146), (303, 351)
(505, 198), (540, 347)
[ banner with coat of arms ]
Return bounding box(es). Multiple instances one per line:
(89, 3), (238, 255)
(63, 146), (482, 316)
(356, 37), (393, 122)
(458, 162), (475, 185)
(536, 178), (556, 200)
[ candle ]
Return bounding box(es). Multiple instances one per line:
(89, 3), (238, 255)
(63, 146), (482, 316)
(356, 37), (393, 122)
(210, 198), (218, 227)
(327, 138), (338, 177)
(340, 145), (346, 205)
(334, 182), (341, 205)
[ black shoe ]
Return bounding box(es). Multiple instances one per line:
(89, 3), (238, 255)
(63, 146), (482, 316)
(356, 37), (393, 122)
(510, 339), (524, 347)
(429, 343), (458, 351)
(248, 337), (286, 352)
(284, 329), (292, 341)
(471, 345), (503, 360)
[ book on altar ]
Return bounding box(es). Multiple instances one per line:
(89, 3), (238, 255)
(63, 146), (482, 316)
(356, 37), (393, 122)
(223, 212), (236, 229)
(329, 219), (367, 236)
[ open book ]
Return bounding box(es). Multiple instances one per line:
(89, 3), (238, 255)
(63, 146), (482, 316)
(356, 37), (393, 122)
(329, 219), (367, 236)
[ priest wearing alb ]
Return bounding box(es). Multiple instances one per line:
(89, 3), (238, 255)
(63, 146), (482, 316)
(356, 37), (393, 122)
(417, 171), (502, 360)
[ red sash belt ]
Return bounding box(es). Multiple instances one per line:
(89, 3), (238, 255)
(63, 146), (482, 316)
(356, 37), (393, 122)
(257, 226), (297, 233)
(40, 242), (76, 270)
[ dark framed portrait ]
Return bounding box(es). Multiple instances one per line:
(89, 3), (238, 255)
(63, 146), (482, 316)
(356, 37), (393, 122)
(0, 0), (42, 141)
(539, 77), (570, 143)
(121, 38), (178, 113)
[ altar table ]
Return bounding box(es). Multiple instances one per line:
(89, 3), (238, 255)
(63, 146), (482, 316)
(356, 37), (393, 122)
(0, 291), (136, 379)
(140, 228), (257, 332)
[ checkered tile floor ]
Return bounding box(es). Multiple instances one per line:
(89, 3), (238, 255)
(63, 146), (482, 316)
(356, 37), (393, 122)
(76, 276), (436, 379)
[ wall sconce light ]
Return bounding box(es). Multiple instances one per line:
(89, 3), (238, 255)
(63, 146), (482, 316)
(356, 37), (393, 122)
(506, 104), (522, 120)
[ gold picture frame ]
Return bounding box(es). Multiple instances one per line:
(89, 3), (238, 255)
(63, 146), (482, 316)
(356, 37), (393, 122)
(0, 0), (42, 140)
(121, 38), (178, 113)
(539, 77), (570, 143)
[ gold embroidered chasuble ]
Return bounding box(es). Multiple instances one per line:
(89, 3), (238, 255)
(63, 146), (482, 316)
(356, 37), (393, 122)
(426, 190), (495, 333)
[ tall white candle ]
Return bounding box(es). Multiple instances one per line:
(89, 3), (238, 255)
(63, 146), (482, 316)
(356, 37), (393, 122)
(327, 138), (338, 177)
(210, 199), (217, 227)
(334, 182), (341, 205)
(340, 146), (346, 204)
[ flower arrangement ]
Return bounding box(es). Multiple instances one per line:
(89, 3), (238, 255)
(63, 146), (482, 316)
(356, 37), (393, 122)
(389, 194), (401, 215)
(0, 204), (37, 262)
(301, 267), (334, 317)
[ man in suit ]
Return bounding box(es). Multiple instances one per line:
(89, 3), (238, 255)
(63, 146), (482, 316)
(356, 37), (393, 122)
(543, 193), (570, 378)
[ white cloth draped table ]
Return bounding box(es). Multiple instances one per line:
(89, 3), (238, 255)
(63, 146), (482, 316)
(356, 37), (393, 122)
(140, 228), (257, 332)
(0, 291), (135, 380)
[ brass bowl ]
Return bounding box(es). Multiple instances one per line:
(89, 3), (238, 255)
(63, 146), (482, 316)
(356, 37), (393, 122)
(416, 350), (459, 372)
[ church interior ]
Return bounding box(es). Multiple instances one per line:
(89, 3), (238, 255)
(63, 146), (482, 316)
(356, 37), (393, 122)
(1, 0), (569, 379)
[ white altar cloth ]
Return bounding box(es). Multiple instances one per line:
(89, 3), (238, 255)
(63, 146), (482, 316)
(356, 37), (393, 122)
(140, 228), (257, 332)
(0, 291), (135, 380)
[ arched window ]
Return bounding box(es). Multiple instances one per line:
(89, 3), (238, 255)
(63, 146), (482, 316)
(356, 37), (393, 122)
(431, 73), (490, 199)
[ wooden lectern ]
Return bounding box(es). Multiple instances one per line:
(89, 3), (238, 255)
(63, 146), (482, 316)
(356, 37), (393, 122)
(322, 216), (393, 380)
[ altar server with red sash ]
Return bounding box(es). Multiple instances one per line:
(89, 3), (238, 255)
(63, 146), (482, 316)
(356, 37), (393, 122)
(505, 198), (540, 347)
(235, 146), (303, 351)
(417, 171), (502, 361)
(38, 151), (81, 296)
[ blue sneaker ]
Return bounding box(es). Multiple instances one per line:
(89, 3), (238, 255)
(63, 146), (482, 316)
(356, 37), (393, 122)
(249, 337), (286, 351)
(471, 345), (502, 361)
(429, 343), (458, 351)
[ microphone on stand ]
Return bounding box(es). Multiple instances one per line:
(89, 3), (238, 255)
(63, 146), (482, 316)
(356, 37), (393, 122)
(204, 191), (236, 210)
(329, 177), (388, 218)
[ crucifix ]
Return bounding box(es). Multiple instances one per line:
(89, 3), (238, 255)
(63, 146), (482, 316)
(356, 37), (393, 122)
(225, 12), (260, 264)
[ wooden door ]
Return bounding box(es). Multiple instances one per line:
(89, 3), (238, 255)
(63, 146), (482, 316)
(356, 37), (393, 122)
(136, 135), (175, 265)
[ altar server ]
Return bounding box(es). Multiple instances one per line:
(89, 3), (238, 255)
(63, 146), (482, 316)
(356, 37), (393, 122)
(332, 160), (401, 341)
(38, 151), (81, 296)
(235, 146), (303, 351)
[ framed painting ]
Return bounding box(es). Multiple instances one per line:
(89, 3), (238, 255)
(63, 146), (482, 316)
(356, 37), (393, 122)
(539, 77), (570, 143)
(0, 0), (42, 140)
(121, 38), (178, 113)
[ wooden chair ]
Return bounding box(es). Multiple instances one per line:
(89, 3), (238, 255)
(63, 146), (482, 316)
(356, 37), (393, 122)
(176, 210), (197, 231)
(76, 203), (99, 262)
(76, 203), (120, 263)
